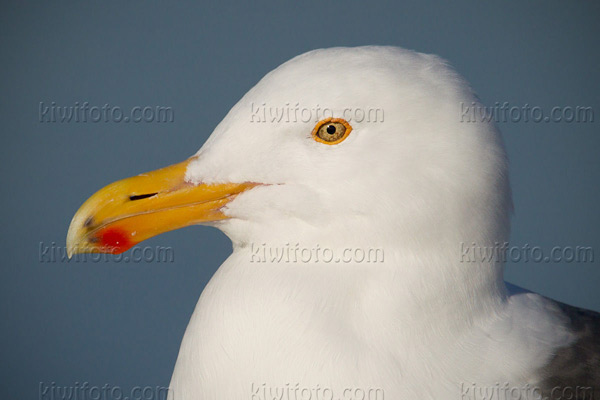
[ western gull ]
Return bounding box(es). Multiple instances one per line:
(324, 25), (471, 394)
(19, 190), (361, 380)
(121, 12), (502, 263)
(67, 46), (600, 399)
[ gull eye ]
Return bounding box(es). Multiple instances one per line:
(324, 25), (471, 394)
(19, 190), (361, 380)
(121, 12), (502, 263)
(312, 118), (352, 145)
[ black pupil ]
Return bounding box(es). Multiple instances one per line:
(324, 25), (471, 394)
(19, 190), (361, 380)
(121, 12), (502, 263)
(326, 125), (336, 134)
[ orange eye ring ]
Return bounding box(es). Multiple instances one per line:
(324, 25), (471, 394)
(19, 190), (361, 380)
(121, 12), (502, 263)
(311, 118), (352, 145)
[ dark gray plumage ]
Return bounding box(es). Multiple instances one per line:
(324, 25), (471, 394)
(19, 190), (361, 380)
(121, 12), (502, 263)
(537, 301), (600, 399)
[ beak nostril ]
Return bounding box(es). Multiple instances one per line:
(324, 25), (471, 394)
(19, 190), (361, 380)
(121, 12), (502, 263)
(129, 193), (158, 201)
(84, 217), (94, 228)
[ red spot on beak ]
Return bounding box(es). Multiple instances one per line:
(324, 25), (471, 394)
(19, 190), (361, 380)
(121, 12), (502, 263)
(97, 227), (132, 254)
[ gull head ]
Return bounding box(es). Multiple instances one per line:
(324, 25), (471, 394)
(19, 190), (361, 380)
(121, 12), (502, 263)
(67, 46), (511, 272)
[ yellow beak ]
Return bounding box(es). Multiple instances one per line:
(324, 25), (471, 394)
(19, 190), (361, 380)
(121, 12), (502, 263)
(66, 158), (259, 256)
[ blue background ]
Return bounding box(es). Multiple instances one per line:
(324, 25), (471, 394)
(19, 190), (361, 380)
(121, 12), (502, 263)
(1, 1), (598, 398)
